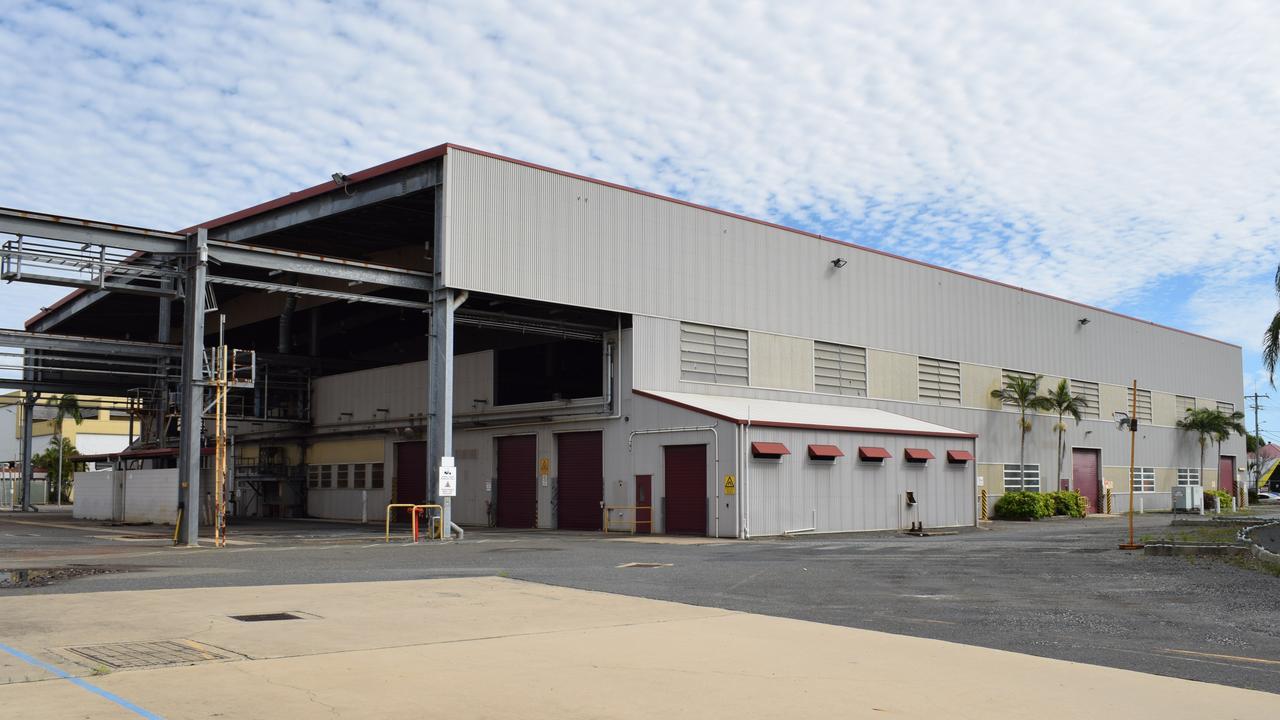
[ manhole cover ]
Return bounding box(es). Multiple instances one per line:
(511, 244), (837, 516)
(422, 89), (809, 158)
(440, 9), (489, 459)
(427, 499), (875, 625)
(66, 640), (231, 669)
(230, 612), (303, 622)
(616, 562), (672, 569)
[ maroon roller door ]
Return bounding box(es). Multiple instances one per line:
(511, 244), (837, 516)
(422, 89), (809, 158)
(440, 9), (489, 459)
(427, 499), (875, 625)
(1219, 455), (1236, 494)
(496, 435), (537, 528)
(395, 441), (427, 506)
(1072, 448), (1100, 514)
(664, 444), (707, 535)
(556, 431), (603, 530)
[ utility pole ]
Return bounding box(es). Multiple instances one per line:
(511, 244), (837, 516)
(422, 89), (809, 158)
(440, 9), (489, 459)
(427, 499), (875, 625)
(1247, 392), (1268, 492)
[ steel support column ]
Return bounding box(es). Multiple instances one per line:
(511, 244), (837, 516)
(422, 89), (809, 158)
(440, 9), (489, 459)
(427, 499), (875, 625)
(176, 229), (208, 546)
(20, 393), (35, 511)
(426, 184), (455, 538)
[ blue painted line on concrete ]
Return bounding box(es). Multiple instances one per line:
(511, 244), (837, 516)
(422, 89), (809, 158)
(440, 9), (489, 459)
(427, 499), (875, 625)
(0, 642), (164, 719)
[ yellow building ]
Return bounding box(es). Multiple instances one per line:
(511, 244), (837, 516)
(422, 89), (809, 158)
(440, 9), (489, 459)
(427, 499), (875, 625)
(1, 391), (136, 465)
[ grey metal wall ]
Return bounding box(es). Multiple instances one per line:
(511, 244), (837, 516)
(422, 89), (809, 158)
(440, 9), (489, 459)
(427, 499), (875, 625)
(443, 148), (1243, 405)
(742, 428), (976, 536)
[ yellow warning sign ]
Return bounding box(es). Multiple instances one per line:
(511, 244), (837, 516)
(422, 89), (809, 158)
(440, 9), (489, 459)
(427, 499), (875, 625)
(539, 457), (551, 476)
(723, 474), (736, 495)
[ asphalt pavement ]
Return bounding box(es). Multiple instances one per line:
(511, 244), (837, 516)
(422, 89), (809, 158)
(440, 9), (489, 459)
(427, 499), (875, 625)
(3, 509), (1279, 694)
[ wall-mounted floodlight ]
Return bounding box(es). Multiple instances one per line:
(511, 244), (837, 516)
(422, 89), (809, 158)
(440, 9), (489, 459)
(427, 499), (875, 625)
(1078, 317), (1091, 326)
(331, 172), (350, 185)
(831, 258), (848, 269)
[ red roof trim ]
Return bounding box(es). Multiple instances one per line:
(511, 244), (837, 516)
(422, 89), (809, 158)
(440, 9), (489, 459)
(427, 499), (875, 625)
(904, 448), (935, 462)
(807, 444), (844, 460)
(751, 441), (790, 458)
(27, 141), (1239, 349)
(631, 390), (979, 439)
(947, 450), (975, 463)
(858, 446), (892, 461)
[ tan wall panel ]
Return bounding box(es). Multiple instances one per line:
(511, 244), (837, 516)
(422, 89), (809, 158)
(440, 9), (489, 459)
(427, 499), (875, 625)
(1099, 384), (1128, 420)
(867, 350), (918, 402)
(748, 332), (814, 392)
(308, 438), (386, 464)
(961, 364), (1002, 410)
(1151, 392), (1177, 427)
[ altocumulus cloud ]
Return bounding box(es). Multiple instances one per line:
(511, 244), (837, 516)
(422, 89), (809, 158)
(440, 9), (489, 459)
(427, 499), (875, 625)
(1, 1), (1279, 395)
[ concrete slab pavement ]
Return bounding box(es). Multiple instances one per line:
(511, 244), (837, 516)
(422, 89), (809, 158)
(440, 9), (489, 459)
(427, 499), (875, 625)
(0, 577), (1275, 719)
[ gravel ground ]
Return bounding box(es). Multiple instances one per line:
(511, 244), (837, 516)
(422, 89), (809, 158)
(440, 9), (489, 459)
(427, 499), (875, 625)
(3, 509), (1280, 694)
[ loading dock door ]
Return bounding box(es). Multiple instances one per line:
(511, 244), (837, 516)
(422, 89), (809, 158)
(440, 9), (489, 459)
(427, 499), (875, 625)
(1218, 455), (1236, 494)
(496, 435), (538, 528)
(394, 441), (427, 506)
(556, 431), (603, 530)
(1072, 448), (1100, 513)
(664, 444), (707, 535)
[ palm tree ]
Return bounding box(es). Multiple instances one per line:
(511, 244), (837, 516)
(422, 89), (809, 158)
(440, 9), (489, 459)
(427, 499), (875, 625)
(51, 394), (83, 504)
(991, 374), (1053, 490)
(1043, 379), (1088, 487)
(1177, 407), (1243, 495)
(1264, 265), (1280, 384)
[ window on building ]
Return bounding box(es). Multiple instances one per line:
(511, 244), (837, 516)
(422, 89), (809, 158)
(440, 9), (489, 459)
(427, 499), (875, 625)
(320, 464), (333, 489)
(335, 464), (350, 489)
(1070, 379), (1100, 419)
(918, 357), (961, 406)
(1133, 467), (1156, 493)
(1176, 395), (1196, 417)
(370, 463), (384, 489)
(108, 409), (131, 421)
(307, 465), (320, 489)
(352, 464), (367, 489)
(1177, 468), (1200, 486)
(1216, 401), (1235, 414)
(998, 370), (1038, 407)
(814, 342), (867, 397)
(680, 323), (749, 385)
(1003, 464), (1040, 492)
(1126, 387), (1153, 422)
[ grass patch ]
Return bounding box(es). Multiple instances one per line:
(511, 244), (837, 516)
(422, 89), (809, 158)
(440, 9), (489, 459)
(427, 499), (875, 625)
(1140, 525), (1242, 544)
(1224, 554), (1280, 578)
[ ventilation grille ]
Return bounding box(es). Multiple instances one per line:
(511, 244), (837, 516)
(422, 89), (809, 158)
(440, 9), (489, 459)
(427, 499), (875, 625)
(814, 342), (867, 397)
(1072, 379), (1100, 419)
(680, 323), (748, 386)
(918, 357), (961, 406)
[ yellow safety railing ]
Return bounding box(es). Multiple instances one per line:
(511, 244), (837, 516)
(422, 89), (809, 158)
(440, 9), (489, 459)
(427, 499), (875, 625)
(602, 505), (652, 534)
(384, 503), (445, 543)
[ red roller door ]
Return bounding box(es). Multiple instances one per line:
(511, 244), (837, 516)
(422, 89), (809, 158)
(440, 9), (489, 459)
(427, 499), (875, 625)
(1219, 455), (1236, 494)
(556, 431), (603, 530)
(394, 441), (426, 506)
(1072, 448), (1100, 514)
(664, 444), (707, 535)
(496, 435), (537, 528)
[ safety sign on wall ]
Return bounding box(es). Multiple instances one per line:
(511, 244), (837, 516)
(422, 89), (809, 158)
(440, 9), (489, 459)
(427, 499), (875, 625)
(723, 474), (736, 495)
(439, 465), (457, 497)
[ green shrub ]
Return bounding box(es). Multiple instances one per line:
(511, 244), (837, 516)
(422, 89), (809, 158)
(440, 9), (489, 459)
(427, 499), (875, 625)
(1207, 489), (1233, 509)
(1048, 490), (1087, 518)
(994, 491), (1052, 520)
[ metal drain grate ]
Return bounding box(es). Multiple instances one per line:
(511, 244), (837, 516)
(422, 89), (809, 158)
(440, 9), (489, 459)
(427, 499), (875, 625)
(230, 612), (303, 622)
(66, 640), (230, 669)
(616, 562), (672, 569)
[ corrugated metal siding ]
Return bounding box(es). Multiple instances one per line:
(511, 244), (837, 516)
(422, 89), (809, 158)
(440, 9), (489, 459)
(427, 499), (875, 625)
(445, 148), (1242, 404)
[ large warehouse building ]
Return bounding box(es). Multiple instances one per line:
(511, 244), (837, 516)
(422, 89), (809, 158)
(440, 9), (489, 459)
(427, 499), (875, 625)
(0, 144), (1245, 539)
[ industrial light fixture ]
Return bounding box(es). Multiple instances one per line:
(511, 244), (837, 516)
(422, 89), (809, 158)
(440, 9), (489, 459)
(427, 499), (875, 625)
(831, 258), (848, 269)
(331, 172), (355, 196)
(1078, 317), (1090, 326)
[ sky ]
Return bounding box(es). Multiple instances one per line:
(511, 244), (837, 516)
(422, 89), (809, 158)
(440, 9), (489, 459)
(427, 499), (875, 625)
(1, 1), (1279, 435)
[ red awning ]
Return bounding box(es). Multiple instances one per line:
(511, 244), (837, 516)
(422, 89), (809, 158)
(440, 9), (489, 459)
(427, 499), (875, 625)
(947, 450), (974, 463)
(858, 446), (891, 461)
(904, 448), (934, 462)
(807, 444), (844, 460)
(751, 441), (791, 458)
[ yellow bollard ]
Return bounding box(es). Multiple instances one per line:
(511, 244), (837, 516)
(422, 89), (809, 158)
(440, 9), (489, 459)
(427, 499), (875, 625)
(1105, 489), (1112, 514)
(980, 488), (988, 521)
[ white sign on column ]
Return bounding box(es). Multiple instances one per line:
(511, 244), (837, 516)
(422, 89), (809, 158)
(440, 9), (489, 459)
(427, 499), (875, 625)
(439, 465), (457, 497)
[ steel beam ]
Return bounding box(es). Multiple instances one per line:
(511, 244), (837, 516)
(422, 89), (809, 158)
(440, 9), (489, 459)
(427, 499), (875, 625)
(20, 393), (35, 511)
(206, 275), (430, 310)
(177, 229), (208, 546)
(210, 161), (442, 244)
(0, 207), (186, 254)
(0, 329), (181, 358)
(207, 242), (431, 291)
(426, 184), (457, 538)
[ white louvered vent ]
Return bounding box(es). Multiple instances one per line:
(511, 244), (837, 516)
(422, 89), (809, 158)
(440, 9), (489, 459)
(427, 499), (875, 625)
(814, 342), (867, 397)
(918, 357), (961, 406)
(680, 323), (749, 386)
